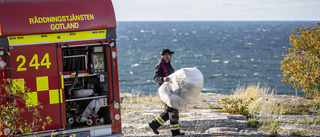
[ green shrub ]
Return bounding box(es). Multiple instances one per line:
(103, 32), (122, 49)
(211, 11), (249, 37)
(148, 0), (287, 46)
(247, 118), (261, 128)
(220, 97), (253, 118)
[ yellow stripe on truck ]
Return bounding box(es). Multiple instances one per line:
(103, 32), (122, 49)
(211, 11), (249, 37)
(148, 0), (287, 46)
(61, 75), (64, 89)
(8, 29), (107, 46)
(49, 89), (63, 104)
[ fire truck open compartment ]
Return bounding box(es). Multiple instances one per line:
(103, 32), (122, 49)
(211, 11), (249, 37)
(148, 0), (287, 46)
(0, 0), (121, 136)
(62, 45), (113, 128)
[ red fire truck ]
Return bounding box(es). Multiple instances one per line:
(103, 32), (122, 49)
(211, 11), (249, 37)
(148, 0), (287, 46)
(0, 0), (122, 136)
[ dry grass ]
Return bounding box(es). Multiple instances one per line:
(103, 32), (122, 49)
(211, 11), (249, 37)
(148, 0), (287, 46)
(232, 83), (272, 101)
(230, 83), (320, 117)
(230, 83), (295, 117)
(225, 83), (320, 136)
(219, 83), (280, 118)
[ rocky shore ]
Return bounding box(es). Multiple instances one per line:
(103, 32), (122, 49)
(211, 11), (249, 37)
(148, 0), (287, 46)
(120, 93), (320, 137)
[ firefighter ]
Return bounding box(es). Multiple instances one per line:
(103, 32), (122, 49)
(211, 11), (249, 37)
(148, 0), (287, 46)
(149, 49), (185, 136)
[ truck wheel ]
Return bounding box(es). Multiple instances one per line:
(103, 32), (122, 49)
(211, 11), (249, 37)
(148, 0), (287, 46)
(87, 119), (93, 126)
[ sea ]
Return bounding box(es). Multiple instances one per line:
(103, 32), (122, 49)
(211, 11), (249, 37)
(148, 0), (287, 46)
(115, 21), (319, 96)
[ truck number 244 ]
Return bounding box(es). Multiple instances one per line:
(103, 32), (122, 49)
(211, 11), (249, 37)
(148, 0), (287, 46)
(16, 53), (52, 71)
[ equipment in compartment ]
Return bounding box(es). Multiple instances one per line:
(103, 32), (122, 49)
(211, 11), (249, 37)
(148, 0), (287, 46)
(62, 46), (109, 99)
(63, 47), (87, 72)
(62, 46), (107, 74)
(66, 102), (80, 125)
(64, 76), (108, 99)
(90, 46), (106, 73)
(66, 98), (108, 127)
(73, 89), (94, 98)
(91, 53), (105, 73)
(63, 45), (111, 129)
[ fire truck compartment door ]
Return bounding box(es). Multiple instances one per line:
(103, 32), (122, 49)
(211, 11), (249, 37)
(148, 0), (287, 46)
(9, 44), (65, 130)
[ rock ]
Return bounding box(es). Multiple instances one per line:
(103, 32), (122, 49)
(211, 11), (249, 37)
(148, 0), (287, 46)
(178, 109), (248, 132)
(240, 128), (257, 133)
(227, 115), (248, 120)
(205, 127), (238, 133)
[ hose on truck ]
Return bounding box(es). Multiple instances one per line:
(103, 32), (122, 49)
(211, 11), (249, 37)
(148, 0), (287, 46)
(67, 57), (81, 95)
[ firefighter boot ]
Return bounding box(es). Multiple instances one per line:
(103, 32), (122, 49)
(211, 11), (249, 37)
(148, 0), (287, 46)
(148, 120), (160, 134)
(171, 124), (185, 136)
(171, 130), (185, 136)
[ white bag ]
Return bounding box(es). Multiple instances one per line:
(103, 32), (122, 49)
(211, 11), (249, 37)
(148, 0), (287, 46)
(158, 68), (204, 111)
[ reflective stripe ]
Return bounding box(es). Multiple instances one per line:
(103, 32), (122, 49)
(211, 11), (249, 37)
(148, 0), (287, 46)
(170, 124), (180, 130)
(7, 29), (107, 46)
(155, 115), (165, 125)
(49, 89), (63, 104)
(61, 75), (64, 89)
(13, 76), (64, 107)
(36, 76), (49, 91)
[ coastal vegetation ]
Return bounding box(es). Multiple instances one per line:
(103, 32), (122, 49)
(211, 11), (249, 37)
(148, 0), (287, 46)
(219, 83), (320, 136)
(281, 23), (320, 97)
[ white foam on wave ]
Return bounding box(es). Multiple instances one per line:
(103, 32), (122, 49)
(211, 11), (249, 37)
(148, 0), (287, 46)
(211, 60), (220, 63)
(172, 39), (178, 42)
(131, 63), (139, 67)
(212, 74), (222, 77)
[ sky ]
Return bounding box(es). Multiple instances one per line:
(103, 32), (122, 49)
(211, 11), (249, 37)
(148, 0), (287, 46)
(111, 0), (320, 21)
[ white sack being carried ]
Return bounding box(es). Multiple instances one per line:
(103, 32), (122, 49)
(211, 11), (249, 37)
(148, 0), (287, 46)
(158, 68), (204, 111)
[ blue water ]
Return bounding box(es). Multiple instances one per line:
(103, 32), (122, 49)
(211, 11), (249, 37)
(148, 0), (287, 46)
(116, 21), (319, 96)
